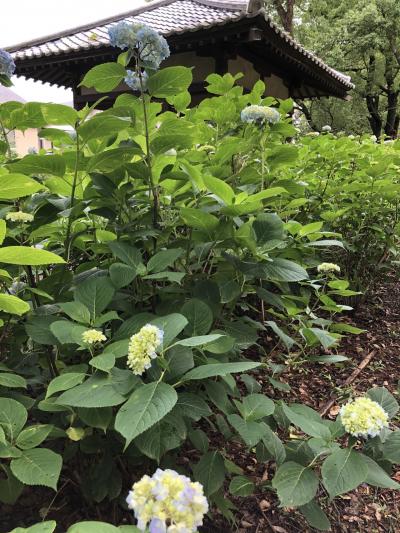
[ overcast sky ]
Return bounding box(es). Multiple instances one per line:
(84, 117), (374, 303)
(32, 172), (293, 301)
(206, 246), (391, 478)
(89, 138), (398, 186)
(0, 0), (146, 102)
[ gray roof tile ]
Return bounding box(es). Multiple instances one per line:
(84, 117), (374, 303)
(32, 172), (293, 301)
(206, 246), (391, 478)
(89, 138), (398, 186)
(6, 0), (353, 90)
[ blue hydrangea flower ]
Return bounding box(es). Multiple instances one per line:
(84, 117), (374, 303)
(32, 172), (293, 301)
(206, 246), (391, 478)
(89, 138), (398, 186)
(136, 25), (170, 69)
(108, 21), (137, 49)
(0, 49), (16, 78)
(108, 22), (169, 70)
(125, 70), (148, 91)
(241, 104), (280, 126)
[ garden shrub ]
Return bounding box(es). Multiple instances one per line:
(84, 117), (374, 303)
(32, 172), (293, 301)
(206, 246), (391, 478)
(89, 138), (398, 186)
(0, 24), (399, 533)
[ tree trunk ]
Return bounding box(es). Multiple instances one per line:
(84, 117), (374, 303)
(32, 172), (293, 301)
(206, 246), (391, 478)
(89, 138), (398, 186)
(272, 0), (296, 35)
(365, 55), (382, 138)
(295, 99), (318, 131)
(383, 52), (400, 139)
(384, 91), (399, 138)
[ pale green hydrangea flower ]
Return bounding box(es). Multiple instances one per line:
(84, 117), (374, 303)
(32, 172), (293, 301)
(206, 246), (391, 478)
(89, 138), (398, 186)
(6, 211), (34, 223)
(241, 104), (280, 126)
(127, 324), (163, 375)
(317, 262), (340, 274)
(339, 397), (389, 438)
(82, 329), (107, 345)
(126, 468), (208, 532)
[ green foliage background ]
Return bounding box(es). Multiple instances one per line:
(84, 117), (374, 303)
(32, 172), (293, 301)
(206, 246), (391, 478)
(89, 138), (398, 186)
(0, 59), (399, 532)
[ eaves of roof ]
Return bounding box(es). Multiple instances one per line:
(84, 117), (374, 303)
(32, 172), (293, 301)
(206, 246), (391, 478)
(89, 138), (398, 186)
(4, 0), (354, 91)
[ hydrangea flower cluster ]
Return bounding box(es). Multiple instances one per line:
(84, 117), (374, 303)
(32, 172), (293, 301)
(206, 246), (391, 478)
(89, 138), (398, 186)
(0, 49), (15, 78)
(126, 469), (209, 533)
(127, 324), (163, 375)
(6, 211), (34, 223)
(339, 396), (389, 438)
(321, 125), (332, 132)
(241, 105), (280, 126)
(125, 69), (148, 91)
(317, 262), (341, 274)
(82, 329), (107, 345)
(108, 22), (170, 69)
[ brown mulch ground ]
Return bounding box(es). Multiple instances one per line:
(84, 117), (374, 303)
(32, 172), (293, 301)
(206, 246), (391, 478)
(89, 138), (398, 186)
(207, 280), (400, 533)
(2, 282), (400, 532)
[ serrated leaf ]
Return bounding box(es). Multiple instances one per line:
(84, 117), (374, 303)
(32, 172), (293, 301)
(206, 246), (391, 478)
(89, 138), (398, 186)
(176, 392), (211, 420)
(147, 66), (193, 98)
(150, 313), (188, 347)
(299, 500), (331, 531)
(81, 62), (127, 92)
(367, 387), (399, 418)
(262, 258), (308, 282)
(74, 276), (115, 319)
(321, 448), (368, 498)
(46, 372), (86, 399)
(173, 334), (223, 347)
(59, 301), (91, 325)
(181, 298), (213, 335)
(229, 475), (254, 496)
(147, 248), (184, 273)
(0, 397), (27, 442)
(0, 246), (65, 265)
(16, 424), (53, 450)
(227, 414), (267, 446)
(78, 407), (113, 432)
(115, 382), (177, 447)
(109, 262), (137, 289)
(180, 207), (219, 236)
(57, 374), (126, 408)
(382, 430), (400, 463)
(236, 394), (275, 421)
(0, 173), (44, 199)
(8, 154), (66, 177)
(0, 293), (30, 315)
(11, 448), (62, 490)
(193, 451), (225, 496)
(272, 461), (319, 507)
(362, 454), (400, 489)
(283, 404), (331, 440)
(182, 362), (260, 381)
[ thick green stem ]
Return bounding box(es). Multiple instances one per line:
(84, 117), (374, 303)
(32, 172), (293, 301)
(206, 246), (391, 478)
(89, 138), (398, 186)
(260, 134), (266, 190)
(64, 134), (80, 261)
(139, 72), (159, 233)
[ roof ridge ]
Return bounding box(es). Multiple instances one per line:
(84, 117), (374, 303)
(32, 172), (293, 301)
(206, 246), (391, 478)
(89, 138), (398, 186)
(5, 0), (258, 53)
(5, 0), (181, 52)
(196, 0), (261, 12)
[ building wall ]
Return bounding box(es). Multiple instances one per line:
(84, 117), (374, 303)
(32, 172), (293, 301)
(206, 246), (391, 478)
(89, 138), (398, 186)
(78, 51), (290, 103)
(13, 129), (52, 156)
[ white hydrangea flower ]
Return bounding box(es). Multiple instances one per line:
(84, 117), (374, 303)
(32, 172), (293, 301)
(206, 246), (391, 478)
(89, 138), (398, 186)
(317, 262), (341, 274)
(82, 329), (107, 345)
(126, 469), (208, 533)
(339, 397), (389, 438)
(241, 104), (280, 126)
(6, 211), (34, 223)
(127, 324), (163, 375)
(322, 125), (332, 132)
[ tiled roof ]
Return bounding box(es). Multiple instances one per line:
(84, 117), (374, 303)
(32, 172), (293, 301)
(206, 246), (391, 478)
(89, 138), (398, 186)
(5, 0), (354, 90)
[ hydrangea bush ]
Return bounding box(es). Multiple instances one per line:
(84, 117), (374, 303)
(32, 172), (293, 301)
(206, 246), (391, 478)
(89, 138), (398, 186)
(0, 25), (400, 532)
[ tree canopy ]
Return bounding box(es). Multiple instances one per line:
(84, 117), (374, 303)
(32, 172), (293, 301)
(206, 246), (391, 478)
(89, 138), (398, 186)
(266, 0), (400, 137)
